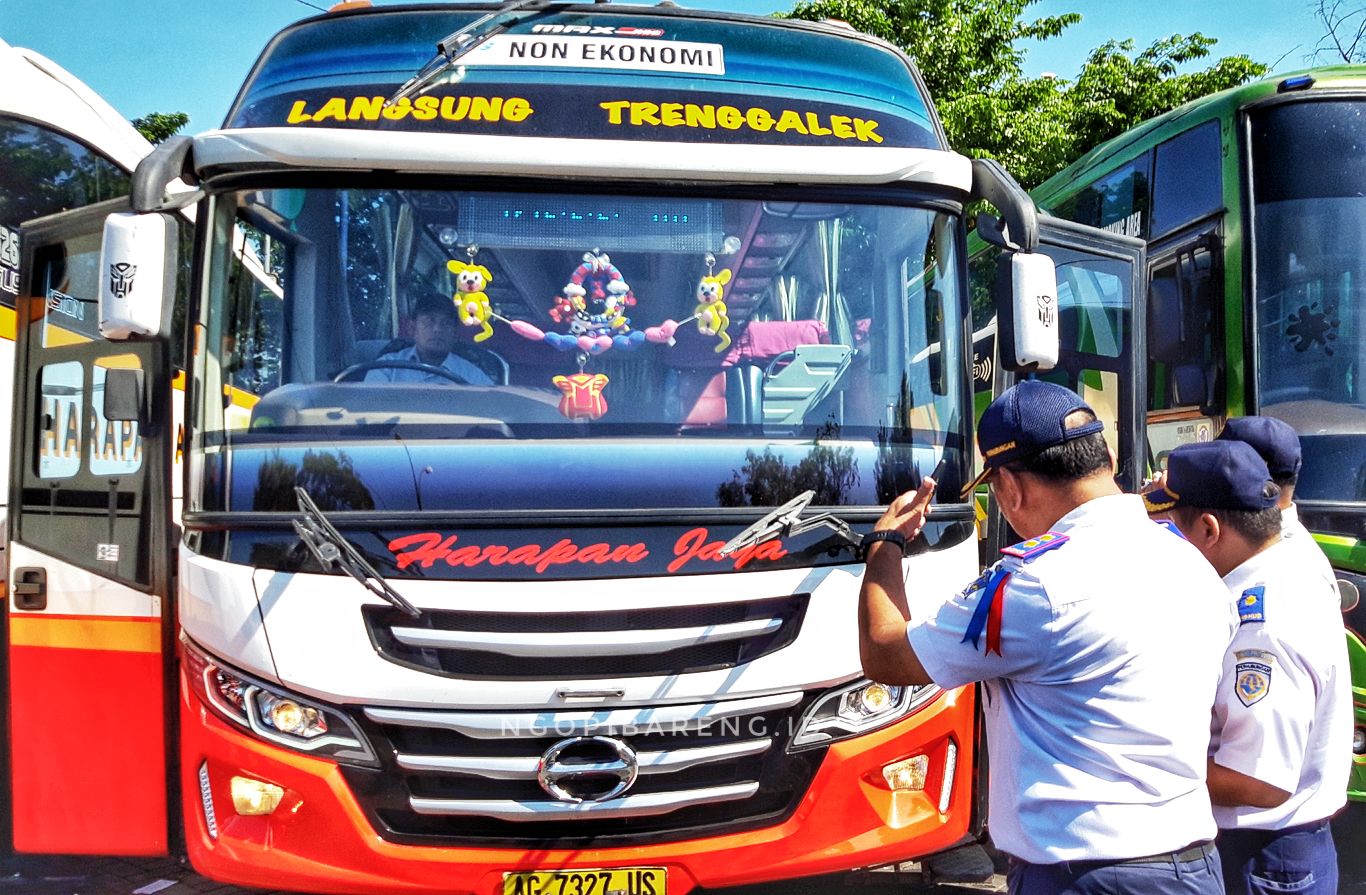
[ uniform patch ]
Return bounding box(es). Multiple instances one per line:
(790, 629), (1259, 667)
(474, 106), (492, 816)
(1237, 585), (1266, 625)
(1234, 660), (1272, 706)
(1000, 531), (1069, 561)
(959, 567), (993, 600)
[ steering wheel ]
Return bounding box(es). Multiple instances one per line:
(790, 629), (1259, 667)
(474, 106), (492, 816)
(333, 359), (471, 384)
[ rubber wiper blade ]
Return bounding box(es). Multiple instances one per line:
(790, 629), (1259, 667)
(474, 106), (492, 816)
(717, 490), (859, 557)
(293, 486), (421, 618)
(386, 0), (548, 108)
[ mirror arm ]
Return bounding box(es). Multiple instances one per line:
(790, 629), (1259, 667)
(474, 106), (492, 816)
(132, 136), (201, 213)
(971, 159), (1038, 253)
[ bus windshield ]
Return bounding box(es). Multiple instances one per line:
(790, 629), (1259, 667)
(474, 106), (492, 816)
(1250, 99), (1366, 500)
(192, 184), (967, 515)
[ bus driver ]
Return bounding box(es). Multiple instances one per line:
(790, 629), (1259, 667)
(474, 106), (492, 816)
(365, 292), (494, 386)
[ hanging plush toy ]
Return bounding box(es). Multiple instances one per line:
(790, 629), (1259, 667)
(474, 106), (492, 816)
(694, 267), (733, 353)
(642, 254), (733, 352)
(447, 258), (495, 342)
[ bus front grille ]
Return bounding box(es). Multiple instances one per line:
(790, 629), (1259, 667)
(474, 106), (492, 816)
(340, 691), (826, 847)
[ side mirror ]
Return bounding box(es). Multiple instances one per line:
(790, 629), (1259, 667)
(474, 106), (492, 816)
(995, 251), (1060, 372)
(98, 212), (177, 340)
(1339, 577), (1361, 613)
(103, 367), (147, 425)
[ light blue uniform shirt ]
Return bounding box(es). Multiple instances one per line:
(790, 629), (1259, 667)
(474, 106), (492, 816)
(908, 494), (1238, 864)
(1280, 503), (1336, 591)
(363, 345), (492, 386)
(1212, 537), (1351, 830)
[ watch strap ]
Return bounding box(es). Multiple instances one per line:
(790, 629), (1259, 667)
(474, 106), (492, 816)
(860, 529), (907, 559)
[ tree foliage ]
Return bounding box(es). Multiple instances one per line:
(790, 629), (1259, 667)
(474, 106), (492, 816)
(131, 111), (189, 144)
(782, 0), (1267, 188)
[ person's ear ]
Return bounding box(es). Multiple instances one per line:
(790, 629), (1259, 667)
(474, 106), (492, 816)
(1184, 511), (1221, 551)
(994, 467), (1024, 516)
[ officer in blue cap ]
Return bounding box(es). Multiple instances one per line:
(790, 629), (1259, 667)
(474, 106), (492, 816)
(858, 379), (1235, 895)
(1145, 440), (1351, 895)
(1217, 416), (1335, 590)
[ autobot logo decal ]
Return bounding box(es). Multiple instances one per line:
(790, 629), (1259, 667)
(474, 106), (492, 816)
(1036, 294), (1056, 327)
(109, 262), (137, 299)
(386, 527), (787, 574)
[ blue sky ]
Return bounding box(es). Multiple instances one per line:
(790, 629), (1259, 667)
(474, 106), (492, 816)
(0, 0), (1333, 134)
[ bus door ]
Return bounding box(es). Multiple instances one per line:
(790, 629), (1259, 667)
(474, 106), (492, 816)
(974, 216), (1147, 552)
(5, 200), (174, 854)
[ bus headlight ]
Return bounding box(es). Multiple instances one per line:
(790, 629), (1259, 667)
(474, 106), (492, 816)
(788, 678), (939, 751)
(1354, 727), (1365, 755)
(182, 635), (377, 766)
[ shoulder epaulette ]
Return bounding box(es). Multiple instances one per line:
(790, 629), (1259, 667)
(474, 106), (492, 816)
(1238, 585), (1266, 625)
(1154, 518), (1186, 539)
(1001, 531), (1069, 561)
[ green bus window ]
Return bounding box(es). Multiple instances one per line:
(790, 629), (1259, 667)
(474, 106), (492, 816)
(1151, 121), (1222, 239)
(1050, 151), (1151, 239)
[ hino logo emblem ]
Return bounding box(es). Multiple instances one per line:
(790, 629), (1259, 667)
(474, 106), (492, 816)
(537, 735), (638, 803)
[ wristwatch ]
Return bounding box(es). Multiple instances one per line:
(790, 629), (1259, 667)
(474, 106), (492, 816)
(860, 529), (907, 559)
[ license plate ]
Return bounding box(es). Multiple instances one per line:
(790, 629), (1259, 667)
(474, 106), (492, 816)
(502, 867), (666, 895)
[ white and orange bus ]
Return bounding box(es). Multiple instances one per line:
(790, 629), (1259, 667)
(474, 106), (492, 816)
(6, 4), (1139, 892)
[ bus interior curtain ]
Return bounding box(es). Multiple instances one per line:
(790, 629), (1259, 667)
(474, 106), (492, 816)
(817, 219), (854, 347)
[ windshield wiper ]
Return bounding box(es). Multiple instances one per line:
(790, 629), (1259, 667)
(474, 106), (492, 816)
(717, 490), (859, 558)
(293, 486), (422, 618)
(386, 0), (554, 108)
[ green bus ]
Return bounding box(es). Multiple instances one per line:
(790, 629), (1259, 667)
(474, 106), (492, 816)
(1027, 65), (1366, 800)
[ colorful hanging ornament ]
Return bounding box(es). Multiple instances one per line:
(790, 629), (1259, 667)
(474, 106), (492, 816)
(447, 246), (495, 342)
(694, 253), (733, 353)
(445, 247), (735, 420)
(552, 371), (611, 421)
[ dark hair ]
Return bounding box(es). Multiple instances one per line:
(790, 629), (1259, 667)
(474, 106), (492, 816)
(412, 292), (458, 321)
(1271, 470), (1298, 490)
(1004, 410), (1111, 482)
(1172, 505), (1282, 545)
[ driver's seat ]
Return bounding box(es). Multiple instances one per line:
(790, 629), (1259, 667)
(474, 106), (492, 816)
(354, 338), (509, 384)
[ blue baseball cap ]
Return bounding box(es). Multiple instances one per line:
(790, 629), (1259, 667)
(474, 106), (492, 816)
(1217, 416), (1302, 480)
(1143, 440), (1280, 513)
(960, 380), (1104, 498)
